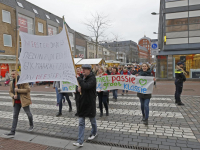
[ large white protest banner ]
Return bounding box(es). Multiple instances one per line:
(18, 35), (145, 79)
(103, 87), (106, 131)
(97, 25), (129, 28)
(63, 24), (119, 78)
(61, 75), (154, 94)
(18, 26), (78, 85)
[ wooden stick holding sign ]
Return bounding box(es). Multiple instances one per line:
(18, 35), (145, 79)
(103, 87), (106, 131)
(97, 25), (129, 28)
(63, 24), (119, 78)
(63, 17), (81, 94)
(15, 29), (20, 95)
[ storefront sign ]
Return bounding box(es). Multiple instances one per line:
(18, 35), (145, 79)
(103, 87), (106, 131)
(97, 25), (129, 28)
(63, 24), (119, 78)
(192, 72), (200, 78)
(18, 17), (28, 33)
(18, 26), (78, 86)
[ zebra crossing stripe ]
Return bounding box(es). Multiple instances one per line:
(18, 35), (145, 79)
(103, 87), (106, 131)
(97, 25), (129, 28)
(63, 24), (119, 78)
(0, 96), (176, 107)
(0, 110), (195, 139)
(0, 101), (183, 118)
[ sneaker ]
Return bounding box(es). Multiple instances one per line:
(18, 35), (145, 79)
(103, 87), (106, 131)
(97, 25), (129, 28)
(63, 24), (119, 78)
(177, 102), (184, 106)
(28, 126), (34, 131)
(73, 142), (83, 147)
(88, 134), (97, 140)
(56, 103), (59, 106)
(3, 132), (15, 138)
(56, 112), (62, 117)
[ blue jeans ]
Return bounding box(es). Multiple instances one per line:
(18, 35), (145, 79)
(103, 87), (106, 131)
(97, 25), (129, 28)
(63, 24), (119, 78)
(112, 90), (118, 99)
(77, 117), (97, 144)
(58, 93), (72, 113)
(139, 98), (150, 120)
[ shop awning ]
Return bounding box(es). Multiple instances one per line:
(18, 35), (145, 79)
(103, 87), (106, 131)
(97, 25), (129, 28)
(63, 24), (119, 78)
(74, 58), (82, 64)
(76, 58), (104, 65)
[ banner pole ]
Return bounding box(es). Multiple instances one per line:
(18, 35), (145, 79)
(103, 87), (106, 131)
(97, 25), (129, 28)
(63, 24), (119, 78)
(15, 29), (20, 95)
(63, 17), (81, 92)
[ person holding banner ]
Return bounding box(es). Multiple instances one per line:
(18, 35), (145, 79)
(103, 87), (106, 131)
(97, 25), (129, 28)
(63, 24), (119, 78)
(121, 67), (131, 95)
(73, 64), (97, 147)
(53, 81), (72, 117)
(97, 67), (109, 117)
(4, 70), (34, 137)
(136, 63), (156, 125)
(111, 67), (120, 102)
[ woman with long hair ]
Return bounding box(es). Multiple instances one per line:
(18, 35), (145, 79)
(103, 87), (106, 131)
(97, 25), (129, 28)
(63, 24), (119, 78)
(136, 63), (156, 125)
(97, 67), (109, 117)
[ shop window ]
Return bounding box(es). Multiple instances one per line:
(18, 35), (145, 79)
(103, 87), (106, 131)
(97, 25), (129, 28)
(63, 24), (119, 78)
(157, 55), (168, 78)
(3, 34), (12, 47)
(48, 25), (57, 35)
(166, 25), (188, 32)
(2, 10), (11, 24)
(18, 14), (34, 34)
(38, 22), (43, 33)
(173, 54), (200, 78)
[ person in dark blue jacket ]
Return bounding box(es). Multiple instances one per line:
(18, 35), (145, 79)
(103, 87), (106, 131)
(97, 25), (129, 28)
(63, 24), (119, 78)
(136, 63), (156, 125)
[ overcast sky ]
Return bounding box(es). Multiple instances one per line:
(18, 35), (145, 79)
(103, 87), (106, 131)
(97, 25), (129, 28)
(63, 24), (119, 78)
(27, 0), (160, 43)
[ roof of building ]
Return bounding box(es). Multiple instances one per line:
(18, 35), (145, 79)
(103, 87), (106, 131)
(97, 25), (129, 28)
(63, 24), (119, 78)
(0, 0), (64, 27)
(138, 36), (151, 43)
(138, 45), (148, 52)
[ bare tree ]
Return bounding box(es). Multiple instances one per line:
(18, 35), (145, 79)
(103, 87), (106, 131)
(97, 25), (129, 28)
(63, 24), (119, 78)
(84, 12), (111, 58)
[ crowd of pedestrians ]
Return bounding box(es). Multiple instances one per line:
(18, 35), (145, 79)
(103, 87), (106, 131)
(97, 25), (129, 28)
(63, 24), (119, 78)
(3, 61), (188, 148)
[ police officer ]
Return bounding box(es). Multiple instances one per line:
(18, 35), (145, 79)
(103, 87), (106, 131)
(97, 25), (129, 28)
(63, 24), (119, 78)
(175, 62), (187, 106)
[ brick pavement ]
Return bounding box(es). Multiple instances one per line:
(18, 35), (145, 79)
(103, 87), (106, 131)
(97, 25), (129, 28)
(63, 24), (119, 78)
(0, 91), (200, 149)
(0, 137), (50, 150)
(0, 80), (200, 95)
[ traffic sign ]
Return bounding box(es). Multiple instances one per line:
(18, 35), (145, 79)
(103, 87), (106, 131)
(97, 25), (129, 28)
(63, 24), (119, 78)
(152, 43), (158, 49)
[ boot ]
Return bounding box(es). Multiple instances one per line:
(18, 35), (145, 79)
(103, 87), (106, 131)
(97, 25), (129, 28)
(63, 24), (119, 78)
(106, 111), (109, 116)
(100, 112), (103, 117)
(177, 102), (184, 106)
(141, 116), (145, 121)
(56, 112), (62, 117)
(69, 107), (72, 112)
(143, 119), (148, 125)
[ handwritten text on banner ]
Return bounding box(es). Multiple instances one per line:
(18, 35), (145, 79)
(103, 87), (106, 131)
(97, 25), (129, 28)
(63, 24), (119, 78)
(18, 26), (78, 85)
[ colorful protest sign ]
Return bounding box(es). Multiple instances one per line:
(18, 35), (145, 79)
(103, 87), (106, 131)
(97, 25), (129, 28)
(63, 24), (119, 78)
(60, 75), (154, 94)
(60, 81), (75, 93)
(96, 75), (154, 94)
(18, 26), (78, 85)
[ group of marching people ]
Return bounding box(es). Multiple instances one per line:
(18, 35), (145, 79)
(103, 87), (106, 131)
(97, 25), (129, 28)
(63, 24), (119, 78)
(9, 62), (192, 148)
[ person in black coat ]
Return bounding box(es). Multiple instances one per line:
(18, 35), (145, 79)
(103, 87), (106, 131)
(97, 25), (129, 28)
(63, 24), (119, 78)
(73, 64), (97, 147)
(136, 63), (156, 125)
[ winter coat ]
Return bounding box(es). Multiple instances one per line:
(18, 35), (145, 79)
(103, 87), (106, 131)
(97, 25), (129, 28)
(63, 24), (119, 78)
(137, 69), (152, 99)
(9, 76), (31, 107)
(120, 71), (131, 75)
(77, 72), (96, 118)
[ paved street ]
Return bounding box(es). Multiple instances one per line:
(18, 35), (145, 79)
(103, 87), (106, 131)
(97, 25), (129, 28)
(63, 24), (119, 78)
(0, 91), (200, 150)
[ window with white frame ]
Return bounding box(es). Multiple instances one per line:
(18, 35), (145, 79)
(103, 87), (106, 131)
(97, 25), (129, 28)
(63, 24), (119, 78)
(18, 14), (34, 34)
(48, 25), (57, 35)
(2, 10), (11, 24)
(33, 9), (38, 14)
(3, 34), (12, 47)
(17, 2), (23, 8)
(38, 22), (43, 33)
(46, 14), (50, 19)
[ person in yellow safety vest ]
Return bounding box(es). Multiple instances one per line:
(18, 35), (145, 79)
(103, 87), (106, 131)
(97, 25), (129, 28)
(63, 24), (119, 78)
(175, 62), (187, 106)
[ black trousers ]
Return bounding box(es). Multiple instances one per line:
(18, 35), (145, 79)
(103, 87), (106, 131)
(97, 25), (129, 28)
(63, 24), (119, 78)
(175, 81), (183, 103)
(97, 92), (108, 113)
